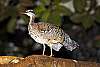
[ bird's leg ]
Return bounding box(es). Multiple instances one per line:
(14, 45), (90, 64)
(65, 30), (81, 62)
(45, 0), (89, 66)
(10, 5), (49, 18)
(49, 44), (53, 57)
(42, 44), (45, 55)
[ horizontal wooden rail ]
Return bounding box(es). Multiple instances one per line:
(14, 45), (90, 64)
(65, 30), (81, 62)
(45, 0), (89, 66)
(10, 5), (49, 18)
(0, 55), (100, 67)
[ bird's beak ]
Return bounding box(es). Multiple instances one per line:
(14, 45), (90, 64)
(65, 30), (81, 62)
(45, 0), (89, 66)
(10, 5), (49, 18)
(21, 12), (27, 15)
(23, 13), (27, 15)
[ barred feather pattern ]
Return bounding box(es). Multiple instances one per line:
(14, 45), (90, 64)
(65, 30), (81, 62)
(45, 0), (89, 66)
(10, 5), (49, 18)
(28, 22), (79, 51)
(62, 33), (79, 51)
(28, 23), (64, 43)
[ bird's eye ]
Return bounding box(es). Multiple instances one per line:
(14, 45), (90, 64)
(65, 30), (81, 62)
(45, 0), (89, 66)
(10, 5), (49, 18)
(54, 39), (56, 40)
(48, 39), (50, 41)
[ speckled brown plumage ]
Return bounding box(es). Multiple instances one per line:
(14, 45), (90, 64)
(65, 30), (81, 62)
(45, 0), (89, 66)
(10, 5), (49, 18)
(28, 22), (64, 45)
(24, 10), (79, 56)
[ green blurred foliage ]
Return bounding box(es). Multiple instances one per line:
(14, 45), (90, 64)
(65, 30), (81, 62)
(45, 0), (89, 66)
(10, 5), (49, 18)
(34, 0), (72, 26)
(7, 18), (16, 33)
(0, 0), (100, 31)
(71, 0), (100, 29)
(73, 0), (86, 13)
(0, 0), (18, 33)
(95, 6), (100, 23)
(34, 0), (100, 29)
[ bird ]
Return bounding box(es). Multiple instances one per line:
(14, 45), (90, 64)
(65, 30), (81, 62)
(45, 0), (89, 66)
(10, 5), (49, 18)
(23, 10), (79, 56)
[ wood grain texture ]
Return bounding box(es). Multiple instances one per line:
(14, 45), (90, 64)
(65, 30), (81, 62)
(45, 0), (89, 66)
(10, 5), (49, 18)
(0, 55), (99, 67)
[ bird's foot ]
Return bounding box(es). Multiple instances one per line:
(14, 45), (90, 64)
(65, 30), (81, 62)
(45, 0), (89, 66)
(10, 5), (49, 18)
(49, 54), (54, 57)
(42, 54), (46, 56)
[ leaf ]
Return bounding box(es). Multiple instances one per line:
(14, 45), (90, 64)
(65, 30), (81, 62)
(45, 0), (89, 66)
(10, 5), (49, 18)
(53, 0), (61, 5)
(71, 13), (94, 29)
(73, 0), (86, 13)
(0, 9), (9, 22)
(34, 5), (46, 17)
(7, 18), (16, 33)
(40, 10), (50, 22)
(40, 0), (50, 5)
(7, 7), (17, 17)
(21, 15), (29, 24)
(0, 6), (17, 22)
(95, 7), (100, 23)
(48, 12), (62, 26)
(61, 0), (71, 3)
(55, 5), (72, 16)
(81, 15), (94, 29)
(0, 15), (8, 22)
(70, 13), (86, 23)
(94, 40), (100, 48)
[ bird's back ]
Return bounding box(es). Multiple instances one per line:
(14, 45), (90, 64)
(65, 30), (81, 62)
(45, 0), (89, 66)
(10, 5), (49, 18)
(28, 22), (65, 45)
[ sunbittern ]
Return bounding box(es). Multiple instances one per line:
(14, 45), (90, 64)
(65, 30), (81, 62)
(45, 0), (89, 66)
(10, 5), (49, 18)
(23, 10), (79, 56)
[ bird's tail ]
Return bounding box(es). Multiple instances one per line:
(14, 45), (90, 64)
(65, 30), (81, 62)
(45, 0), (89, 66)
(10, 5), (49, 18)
(63, 33), (79, 51)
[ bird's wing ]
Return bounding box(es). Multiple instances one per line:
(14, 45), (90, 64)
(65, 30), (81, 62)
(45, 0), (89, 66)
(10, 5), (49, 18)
(52, 43), (63, 51)
(38, 22), (59, 33)
(33, 22), (79, 51)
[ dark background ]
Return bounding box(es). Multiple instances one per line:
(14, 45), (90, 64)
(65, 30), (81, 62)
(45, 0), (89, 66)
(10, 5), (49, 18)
(0, 0), (100, 63)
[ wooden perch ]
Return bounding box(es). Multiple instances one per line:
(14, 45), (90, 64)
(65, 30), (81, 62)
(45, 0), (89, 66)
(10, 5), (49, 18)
(0, 55), (100, 67)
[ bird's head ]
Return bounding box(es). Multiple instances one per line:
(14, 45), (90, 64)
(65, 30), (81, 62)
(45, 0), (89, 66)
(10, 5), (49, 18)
(24, 10), (35, 18)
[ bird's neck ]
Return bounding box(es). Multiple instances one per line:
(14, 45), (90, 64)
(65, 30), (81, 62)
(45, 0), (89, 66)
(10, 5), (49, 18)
(29, 16), (35, 25)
